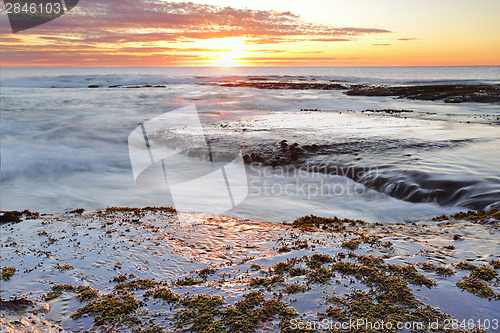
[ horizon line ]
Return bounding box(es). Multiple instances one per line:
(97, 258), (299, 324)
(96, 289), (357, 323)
(2, 64), (500, 68)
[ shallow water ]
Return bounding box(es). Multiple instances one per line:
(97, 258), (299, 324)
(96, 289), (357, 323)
(1, 211), (498, 332)
(1, 67), (499, 223)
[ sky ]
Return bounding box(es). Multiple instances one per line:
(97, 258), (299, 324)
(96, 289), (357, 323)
(0, 0), (499, 66)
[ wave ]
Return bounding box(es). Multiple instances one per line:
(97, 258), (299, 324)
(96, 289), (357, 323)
(145, 116), (500, 210)
(239, 141), (500, 210)
(1, 74), (201, 88)
(346, 165), (500, 210)
(0, 122), (129, 182)
(2, 71), (499, 89)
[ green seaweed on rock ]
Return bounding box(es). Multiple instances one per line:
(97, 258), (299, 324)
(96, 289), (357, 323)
(456, 276), (498, 300)
(470, 264), (498, 281)
(1, 266), (16, 281)
(44, 284), (99, 302)
(291, 214), (366, 232)
(433, 208), (500, 223)
(71, 293), (140, 326)
(417, 262), (455, 276)
(115, 279), (157, 291)
(489, 259), (500, 269)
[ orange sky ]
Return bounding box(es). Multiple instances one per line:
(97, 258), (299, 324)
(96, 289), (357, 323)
(0, 0), (499, 66)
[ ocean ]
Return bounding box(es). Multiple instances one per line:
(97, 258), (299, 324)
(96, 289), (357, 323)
(1, 66), (500, 223)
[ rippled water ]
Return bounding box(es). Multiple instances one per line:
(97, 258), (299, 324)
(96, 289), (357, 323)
(1, 210), (499, 331)
(1, 67), (499, 222)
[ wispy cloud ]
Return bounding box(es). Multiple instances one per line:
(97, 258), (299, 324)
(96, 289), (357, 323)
(0, 0), (392, 65)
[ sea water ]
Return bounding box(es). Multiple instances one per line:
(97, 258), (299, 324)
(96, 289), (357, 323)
(1, 66), (499, 222)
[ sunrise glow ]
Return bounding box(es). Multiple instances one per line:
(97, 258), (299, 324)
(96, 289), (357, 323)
(202, 37), (245, 67)
(0, 0), (499, 66)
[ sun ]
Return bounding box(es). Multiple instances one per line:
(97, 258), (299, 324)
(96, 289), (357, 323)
(201, 37), (246, 67)
(213, 50), (243, 67)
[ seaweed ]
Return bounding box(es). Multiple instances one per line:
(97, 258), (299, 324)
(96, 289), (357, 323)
(272, 261), (295, 275)
(44, 284), (98, 302)
(490, 259), (500, 270)
(174, 276), (203, 286)
(417, 262), (455, 276)
(43, 284), (99, 302)
(76, 286), (99, 302)
(132, 326), (164, 333)
(55, 263), (74, 271)
(197, 267), (217, 280)
(322, 287), (449, 332)
(111, 274), (129, 283)
(277, 245), (292, 253)
(306, 267), (333, 284)
(174, 291), (297, 333)
(104, 206), (177, 217)
(148, 288), (180, 303)
(291, 214), (365, 232)
(173, 294), (225, 332)
(1, 266), (16, 281)
(433, 208), (500, 223)
(105, 207), (142, 216)
(71, 293), (140, 326)
(271, 258), (304, 276)
(356, 255), (384, 268)
(224, 292), (297, 333)
(141, 206), (177, 214)
(341, 239), (361, 250)
(454, 261), (477, 271)
(454, 262), (498, 281)
(305, 254), (335, 270)
(387, 264), (437, 288)
(249, 275), (284, 289)
(115, 279), (157, 291)
(470, 264), (498, 281)
(456, 276), (497, 300)
(283, 283), (308, 294)
(250, 263), (261, 271)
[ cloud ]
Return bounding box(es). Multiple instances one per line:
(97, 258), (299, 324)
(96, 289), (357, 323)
(397, 38), (417, 41)
(0, 36), (22, 42)
(372, 43), (391, 46)
(33, 1), (391, 41)
(0, 0), (392, 65)
(307, 37), (352, 42)
(0, 49), (199, 66)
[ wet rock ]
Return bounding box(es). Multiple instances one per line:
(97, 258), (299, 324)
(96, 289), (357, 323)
(347, 84), (500, 104)
(0, 298), (34, 312)
(206, 81), (350, 90)
(0, 211), (21, 224)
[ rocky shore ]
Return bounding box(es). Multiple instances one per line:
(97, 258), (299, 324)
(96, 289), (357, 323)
(204, 80), (500, 104)
(1, 208), (499, 332)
